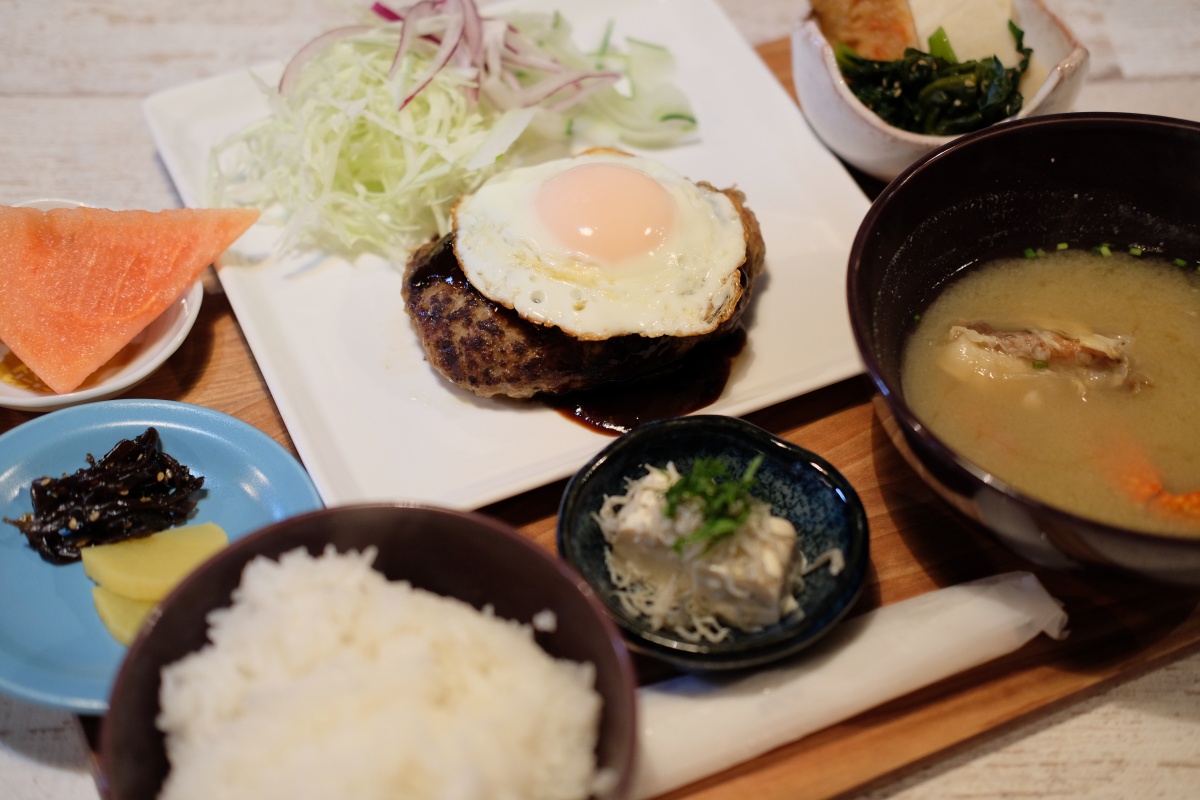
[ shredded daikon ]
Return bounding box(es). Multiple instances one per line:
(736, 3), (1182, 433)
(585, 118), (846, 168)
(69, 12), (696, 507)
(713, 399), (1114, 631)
(208, 1), (697, 262)
(595, 462), (844, 644)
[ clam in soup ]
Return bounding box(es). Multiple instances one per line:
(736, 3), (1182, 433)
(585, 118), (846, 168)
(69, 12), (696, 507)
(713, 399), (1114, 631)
(902, 248), (1200, 537)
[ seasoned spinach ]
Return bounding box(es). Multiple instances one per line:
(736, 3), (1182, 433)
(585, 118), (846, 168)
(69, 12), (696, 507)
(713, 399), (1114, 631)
(834, 22), (1033, 136)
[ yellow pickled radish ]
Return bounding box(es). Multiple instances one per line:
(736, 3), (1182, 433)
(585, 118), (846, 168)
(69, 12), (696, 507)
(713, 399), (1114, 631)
(81, 521), (228, 601)
(92, 586), (157, 647)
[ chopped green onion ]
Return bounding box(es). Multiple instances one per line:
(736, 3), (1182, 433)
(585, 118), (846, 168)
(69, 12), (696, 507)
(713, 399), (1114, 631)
(668, 455), (764, 556)
(1024, 247), (1038, 259)
(1175, 257), (1189, 267)
(1032, 359), (1049, 369)
(1129, 246), (1143, 256)
(1096, 244), (1112, 257)
(597, 19), (614, 57)
(1056, 242), (1069, 250)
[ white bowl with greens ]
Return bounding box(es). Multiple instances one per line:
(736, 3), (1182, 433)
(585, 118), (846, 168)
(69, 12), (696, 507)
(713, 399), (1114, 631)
(791, 0), (1088, 182)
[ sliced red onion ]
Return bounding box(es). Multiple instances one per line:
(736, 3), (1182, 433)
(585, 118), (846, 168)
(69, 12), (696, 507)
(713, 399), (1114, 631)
(371, 2), (404, 22)
(451, 0), (483, 104)
(399, 15), (464, 109)
(291, 0), (624, 115)
(388, 0), (437, 81)
(499, 26), (566, 73)
(279, 25), (372, 96)
(480, 19), (506, 78)
(516, 70), (621, 110)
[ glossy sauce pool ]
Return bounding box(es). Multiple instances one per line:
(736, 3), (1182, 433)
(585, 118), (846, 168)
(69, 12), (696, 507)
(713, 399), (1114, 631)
(545, 327), (746, 435)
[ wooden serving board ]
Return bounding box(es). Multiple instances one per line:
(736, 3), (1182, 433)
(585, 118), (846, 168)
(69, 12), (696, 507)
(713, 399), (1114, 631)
(617, 42), (1200, 799)
(2, 36), (1199, 800)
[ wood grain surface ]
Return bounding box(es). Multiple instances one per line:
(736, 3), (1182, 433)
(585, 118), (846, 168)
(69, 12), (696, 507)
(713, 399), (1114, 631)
(2, 5), (1200, 798)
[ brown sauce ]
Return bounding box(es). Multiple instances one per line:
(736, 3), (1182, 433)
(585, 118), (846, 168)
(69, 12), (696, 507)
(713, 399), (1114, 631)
(405, 233), (468, 289)
(544, 327), (747, 435)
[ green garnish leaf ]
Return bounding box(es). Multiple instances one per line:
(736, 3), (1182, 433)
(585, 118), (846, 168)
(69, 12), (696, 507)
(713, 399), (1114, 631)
(597, 19), (614, 56)
(667, 455), (764, 556)
(927, 27), (957, 62)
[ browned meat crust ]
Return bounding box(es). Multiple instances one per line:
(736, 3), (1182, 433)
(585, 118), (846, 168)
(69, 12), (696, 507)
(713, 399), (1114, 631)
(402, 185), (765, 398)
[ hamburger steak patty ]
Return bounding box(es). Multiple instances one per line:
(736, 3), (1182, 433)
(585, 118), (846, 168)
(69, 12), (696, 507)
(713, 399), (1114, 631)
(402, 185), (765, 398)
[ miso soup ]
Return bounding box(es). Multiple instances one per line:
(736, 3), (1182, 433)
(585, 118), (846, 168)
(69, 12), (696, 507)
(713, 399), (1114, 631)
(902, 249), (1200, 537)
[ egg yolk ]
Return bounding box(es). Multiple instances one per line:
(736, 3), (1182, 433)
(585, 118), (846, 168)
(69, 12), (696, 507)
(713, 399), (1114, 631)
(535, 162), (675, 265)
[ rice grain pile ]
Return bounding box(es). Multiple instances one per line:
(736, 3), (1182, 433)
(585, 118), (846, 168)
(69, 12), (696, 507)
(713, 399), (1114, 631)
(156, 546), (606, 800)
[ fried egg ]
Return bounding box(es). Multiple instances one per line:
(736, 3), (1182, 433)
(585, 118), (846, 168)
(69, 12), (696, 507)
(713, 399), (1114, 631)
(451, 151), (748, 340)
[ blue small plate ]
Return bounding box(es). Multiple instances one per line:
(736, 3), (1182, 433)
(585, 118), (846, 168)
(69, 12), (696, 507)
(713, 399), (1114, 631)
(0, 399), (323, 712)
(557, 415), (869, 671)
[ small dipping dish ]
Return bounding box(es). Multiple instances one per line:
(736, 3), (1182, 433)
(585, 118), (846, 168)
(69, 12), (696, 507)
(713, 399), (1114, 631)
(558, 415), (869, 671)
(0, 199), (203, 413)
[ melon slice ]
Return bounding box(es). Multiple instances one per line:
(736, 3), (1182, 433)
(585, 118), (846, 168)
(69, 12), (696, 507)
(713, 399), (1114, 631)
(0, 206), (260, 393)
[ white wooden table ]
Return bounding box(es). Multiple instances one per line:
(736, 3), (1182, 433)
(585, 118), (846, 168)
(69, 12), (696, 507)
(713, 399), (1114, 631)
(1, 2), (1199, 798)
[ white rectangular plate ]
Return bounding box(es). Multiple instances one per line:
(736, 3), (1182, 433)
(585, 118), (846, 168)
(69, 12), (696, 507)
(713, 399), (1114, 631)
(143, 0), (870, 509)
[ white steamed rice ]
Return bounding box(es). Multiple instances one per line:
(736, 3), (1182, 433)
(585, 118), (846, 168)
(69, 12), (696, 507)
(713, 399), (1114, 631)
(156, 545), (606, 800)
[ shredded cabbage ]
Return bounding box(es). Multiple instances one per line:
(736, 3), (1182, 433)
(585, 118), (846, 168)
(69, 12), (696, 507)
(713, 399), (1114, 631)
(208, 7), (697, 262)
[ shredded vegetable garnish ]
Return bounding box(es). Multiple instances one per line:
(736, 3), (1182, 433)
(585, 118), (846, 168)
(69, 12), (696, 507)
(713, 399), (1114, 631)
(208, 0), (697, 262)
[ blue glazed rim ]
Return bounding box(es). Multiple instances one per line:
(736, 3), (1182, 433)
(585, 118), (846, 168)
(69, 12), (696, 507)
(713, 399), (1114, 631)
(557, 415), (870, 671)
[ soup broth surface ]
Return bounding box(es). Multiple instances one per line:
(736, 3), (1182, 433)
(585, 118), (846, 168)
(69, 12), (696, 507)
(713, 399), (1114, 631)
(902, 249), (1200, 537)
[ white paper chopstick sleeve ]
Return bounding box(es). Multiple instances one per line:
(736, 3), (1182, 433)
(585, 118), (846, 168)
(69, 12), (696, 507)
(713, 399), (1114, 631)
(632, 570), (1068, 799)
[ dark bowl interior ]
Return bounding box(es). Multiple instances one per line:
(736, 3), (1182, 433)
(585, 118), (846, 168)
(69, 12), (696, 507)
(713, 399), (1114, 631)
(98, 504), (638, 800)
(849, 111), (1200, 585)
(557, 415), (870, 670)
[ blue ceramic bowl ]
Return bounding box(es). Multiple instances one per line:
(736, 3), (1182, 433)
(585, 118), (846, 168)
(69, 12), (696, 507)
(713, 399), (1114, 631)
(557, 415), (869, 670)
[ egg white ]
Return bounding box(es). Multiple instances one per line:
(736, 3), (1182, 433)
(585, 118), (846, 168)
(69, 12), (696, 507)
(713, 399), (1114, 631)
(451, 152), (748, 340)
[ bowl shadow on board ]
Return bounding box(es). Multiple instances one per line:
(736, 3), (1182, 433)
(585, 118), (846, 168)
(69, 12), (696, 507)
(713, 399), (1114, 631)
(99, 504), (638, 800)
(145, 289), (220, 398)
(849, 111), (1200, 588)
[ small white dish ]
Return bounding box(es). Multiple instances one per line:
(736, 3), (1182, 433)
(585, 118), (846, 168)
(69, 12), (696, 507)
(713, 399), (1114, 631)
(0, 198), (204, 413)
(792, 0), (1089, 182)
